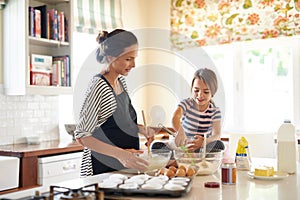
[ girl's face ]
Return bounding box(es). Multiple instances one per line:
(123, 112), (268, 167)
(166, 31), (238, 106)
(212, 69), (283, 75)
(108, 44), (138, 76)
(192, 78), (212, 111)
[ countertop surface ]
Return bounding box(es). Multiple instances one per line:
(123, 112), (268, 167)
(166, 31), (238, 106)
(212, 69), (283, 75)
(1, 158), (299, 200)
(0, 140), (83, 157)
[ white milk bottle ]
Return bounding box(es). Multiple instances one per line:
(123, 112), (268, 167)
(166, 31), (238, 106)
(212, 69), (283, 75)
(277, 120), (298, 174)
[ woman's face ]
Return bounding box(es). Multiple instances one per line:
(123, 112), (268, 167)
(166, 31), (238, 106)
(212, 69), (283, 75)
(192, 78), (212, 111)
(108, 44), (138, 76)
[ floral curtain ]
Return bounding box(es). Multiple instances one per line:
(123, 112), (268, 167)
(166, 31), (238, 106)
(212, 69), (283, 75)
(171, 0), (300, 50)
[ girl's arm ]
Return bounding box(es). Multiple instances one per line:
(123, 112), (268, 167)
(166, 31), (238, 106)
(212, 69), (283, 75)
(172, 106), (187, 146)
(193, 120), (221, 149)
(172, 106), (182, 131)
(206, 120), (221, 144)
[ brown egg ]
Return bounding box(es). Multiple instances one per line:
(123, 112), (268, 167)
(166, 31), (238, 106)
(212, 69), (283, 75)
(158, 167), (167, 175)
(175, 168), (186, 177)
(168, 166), (177, 173)
(178, 165), (186, 172)
(186, 166), (196, 177)
(165, 169), (175, 178)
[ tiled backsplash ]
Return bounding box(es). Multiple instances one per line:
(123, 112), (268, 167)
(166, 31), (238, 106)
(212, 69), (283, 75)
(0, 85), (61, 145)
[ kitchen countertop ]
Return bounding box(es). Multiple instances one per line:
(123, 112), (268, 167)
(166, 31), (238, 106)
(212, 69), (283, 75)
(1, 158), (299, 200)
(0, 140), (83, 157)
(0, 140), (83, 192)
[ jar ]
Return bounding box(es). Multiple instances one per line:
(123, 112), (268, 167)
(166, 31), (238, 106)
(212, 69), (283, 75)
(221, 163), (236, 185)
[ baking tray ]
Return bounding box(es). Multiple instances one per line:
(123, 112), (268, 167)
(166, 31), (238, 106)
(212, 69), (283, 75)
(98, 174), (193, 197)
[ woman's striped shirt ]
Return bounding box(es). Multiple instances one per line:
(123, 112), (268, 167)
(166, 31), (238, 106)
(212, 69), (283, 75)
(179, 98), (221, 137)
(74, 75), (128, 177)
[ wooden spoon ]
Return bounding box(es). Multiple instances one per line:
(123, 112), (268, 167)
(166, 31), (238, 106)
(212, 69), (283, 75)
(142, 110), (151, 158)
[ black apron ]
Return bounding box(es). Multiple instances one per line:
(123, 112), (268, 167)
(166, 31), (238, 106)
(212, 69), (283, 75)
(91, 74), (139, 175)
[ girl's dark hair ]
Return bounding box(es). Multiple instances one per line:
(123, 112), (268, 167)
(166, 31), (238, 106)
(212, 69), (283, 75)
(96, 29), (138, 63)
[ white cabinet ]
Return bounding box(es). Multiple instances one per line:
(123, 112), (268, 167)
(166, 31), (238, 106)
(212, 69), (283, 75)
(3, 0), (73, 95)
(38, 152), (82, 186)
(0, 156), (20, 191)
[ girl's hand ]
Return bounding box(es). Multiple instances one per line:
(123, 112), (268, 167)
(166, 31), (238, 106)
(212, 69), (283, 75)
(187, 135), (204, 151)
(118, 149), (149, 172)
(174, 127), (187, 147)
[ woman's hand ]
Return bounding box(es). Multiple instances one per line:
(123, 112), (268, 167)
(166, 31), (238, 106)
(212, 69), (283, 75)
(118, 149), (149, 172)
(139, 126), (155, 147)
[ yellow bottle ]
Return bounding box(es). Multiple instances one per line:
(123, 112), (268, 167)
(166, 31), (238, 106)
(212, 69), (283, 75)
(235, 136), (251, 171)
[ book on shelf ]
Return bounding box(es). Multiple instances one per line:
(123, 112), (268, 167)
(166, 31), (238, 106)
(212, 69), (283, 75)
(64, 17), (69, 42)
(53, 55), (71, 87)
(30, 54), (71, 87)
(58, 11), (65, 42)
(28, 5), (68, 42)
(29, 6), (35, 37)
(48, 8), (58, 41)
(34, 9), (41, 38)
(34, 5), (48, 39)
(30, 54), (52, 86)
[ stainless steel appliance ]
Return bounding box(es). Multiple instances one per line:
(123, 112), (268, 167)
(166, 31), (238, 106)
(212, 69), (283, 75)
(1, 183), (103, 200)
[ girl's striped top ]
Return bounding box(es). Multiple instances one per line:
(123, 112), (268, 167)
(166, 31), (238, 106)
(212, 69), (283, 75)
(74, 75), (128, 177)
(179, 98), (221, 137)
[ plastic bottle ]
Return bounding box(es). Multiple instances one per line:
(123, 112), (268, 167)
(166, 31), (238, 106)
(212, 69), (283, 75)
(277, 120), (298, 174)
(235, 136), (251, 171)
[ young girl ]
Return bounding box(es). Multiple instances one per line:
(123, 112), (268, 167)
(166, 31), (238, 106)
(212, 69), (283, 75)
(172, 68), (224, 152)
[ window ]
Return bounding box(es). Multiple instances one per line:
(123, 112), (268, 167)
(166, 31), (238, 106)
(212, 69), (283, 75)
(241, 42), (294, 132)
(203, 37), (300, 133)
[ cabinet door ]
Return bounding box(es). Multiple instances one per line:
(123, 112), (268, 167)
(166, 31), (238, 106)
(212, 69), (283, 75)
(3, 0), (73, 95)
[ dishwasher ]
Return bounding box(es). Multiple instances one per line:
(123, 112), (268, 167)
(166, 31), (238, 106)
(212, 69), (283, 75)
(38, 151), (82, 186)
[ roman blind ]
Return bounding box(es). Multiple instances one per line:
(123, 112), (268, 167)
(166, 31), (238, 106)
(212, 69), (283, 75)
(171, 0), (300, 49)
(74, 0), (123, 34)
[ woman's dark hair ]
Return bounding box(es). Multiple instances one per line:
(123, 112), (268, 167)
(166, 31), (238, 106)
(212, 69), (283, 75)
(96, 29), (138, 63)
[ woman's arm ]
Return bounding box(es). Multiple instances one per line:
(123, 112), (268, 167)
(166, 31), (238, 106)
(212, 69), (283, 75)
(75, 78), (148, 171)
(80, 135), (148, 171)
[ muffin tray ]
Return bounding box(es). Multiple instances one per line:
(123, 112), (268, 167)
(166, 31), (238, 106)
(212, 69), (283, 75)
(98, 173), (193, 197)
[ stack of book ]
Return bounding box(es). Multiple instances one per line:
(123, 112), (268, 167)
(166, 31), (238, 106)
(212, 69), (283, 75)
(30, 54), (52, 86)
(30, 54), (71, 87)
(29, 5), (68, 41)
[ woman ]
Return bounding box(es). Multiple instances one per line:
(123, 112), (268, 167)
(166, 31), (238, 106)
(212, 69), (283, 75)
(172, 68), (224, 152)
(75, 29), (154, 176)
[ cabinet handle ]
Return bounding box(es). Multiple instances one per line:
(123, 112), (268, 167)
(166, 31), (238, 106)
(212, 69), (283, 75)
(63, 163), (76, 171)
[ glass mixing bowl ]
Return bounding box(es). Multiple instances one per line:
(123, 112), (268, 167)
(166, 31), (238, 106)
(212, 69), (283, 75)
(173, 149), (223, 175)
(136, 149), (172, 173)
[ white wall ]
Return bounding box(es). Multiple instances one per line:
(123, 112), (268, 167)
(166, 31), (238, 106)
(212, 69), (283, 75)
(0, 9), (3, 84)
(121, 0), (179, 126)
(0, 0), (172, 145)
